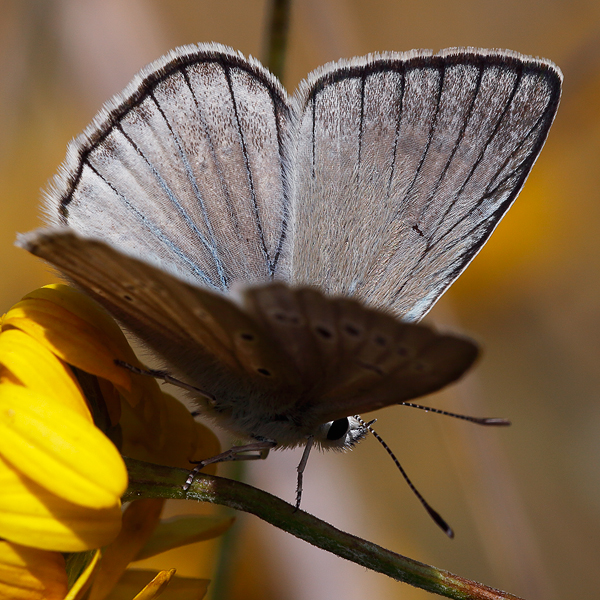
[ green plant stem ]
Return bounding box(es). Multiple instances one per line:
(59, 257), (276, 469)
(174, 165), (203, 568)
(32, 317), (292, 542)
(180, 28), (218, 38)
(263, 0), (292, 82)
(124, 457), (524, 600)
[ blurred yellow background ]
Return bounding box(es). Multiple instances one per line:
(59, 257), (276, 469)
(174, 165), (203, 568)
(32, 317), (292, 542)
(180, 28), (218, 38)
(1, 1), (599, 599)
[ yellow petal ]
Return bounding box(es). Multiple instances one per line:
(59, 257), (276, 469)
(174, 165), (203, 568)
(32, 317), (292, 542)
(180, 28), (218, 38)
(11, 286), (165, 409)
(132, 569), (175, 600)
(3, 298), (131, 390)
(24, 286), (179, 412)
(0, 384), (127, 508)
(0, 541), (67, 600)
(89, 499), (165, 600)
(24, 286), (138, 363)
(0, 454), (122, 552)
(135, 515), (234, 561)
(0, 328), (90, 418)
(64, 550), (102, 600)
(105, 570), (208, 600)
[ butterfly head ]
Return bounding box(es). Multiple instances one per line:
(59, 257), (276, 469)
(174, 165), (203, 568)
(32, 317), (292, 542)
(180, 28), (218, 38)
(315, 416), (369, 451)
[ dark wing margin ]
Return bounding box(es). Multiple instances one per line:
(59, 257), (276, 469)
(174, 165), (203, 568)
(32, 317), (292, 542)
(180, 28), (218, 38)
(287, 48), (562, 320)
(43, 43), (292, 292)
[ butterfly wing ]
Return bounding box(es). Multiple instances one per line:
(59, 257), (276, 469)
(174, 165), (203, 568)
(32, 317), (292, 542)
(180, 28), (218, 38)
(19, 229), (477, 434)
(286, 48), (562, 320)
(242, 283), (479, 424)
(17, 228), (303, 403)
(20, 47), (560, 440)
(44, 43), (291, 292)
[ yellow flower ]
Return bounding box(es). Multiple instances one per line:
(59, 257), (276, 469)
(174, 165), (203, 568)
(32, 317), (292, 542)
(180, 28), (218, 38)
(0, 541), (68, 600)
(0, 285), (226, 598)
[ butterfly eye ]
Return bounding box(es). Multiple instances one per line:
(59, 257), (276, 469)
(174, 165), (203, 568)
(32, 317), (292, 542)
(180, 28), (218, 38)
(326, 417), (350, 441)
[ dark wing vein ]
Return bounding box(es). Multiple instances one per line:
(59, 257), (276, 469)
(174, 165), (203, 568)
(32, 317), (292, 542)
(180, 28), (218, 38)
(223, 63), (271, 273)
(391, 64), (532, 302)
(385, 68), (406, 199)
(419, 63), (486, 228)
(269, 83), (290, 274)
(83, 159), (215, 287)
(113, 120), (223, 285)
(428, 66), (524, 244)
(148, 89), (228, 289)
(400, 65), (447, 223)
(424, 68), (551, 256)
(357, 74), (366, 170)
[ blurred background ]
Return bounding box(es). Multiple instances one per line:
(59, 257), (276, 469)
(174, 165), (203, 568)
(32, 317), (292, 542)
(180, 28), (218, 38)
(1, 1), (599, 599)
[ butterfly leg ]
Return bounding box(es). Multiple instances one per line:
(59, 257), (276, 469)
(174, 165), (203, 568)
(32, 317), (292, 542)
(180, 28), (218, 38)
(183, 439), (276, 491)
(295, 436), (315, 510)
(115, 359), (216, 402)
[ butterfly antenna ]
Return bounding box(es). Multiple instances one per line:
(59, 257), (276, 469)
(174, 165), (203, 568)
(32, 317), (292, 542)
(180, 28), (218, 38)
(399, 402), (510, 426)
(355, 415), (454, 538)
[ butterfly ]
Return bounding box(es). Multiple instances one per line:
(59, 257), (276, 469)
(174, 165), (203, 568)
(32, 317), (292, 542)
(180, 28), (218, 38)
(18, 44), (562, 527)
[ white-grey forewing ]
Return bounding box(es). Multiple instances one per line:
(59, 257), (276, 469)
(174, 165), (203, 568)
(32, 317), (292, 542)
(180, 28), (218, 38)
(287, 49), (562, 320)
(44, 43), (291, 292)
